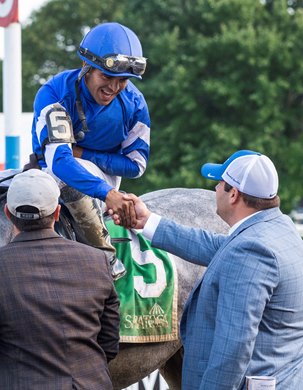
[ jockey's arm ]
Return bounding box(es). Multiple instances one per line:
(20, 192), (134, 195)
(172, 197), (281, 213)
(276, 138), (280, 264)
(72, 120), (150, 179)
(72, 145), (148, 178)
(34, 103), (113, 200)
(45, 142), (137, 229)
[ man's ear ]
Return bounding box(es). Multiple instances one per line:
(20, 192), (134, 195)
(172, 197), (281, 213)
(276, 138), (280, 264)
(4, 204), (11, 221)
(54, 204), (61, 222)
(230, 187), (241, 204)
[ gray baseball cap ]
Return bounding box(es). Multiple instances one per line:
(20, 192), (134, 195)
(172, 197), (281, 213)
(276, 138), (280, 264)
(7, 169), (60, 220)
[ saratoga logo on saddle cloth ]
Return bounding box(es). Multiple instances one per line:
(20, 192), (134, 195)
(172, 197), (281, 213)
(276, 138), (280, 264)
(106, 220), (178, 343)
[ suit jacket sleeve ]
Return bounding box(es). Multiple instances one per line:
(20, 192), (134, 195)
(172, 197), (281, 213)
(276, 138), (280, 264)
(152, 218), (226, 266)
(97, 284), (120, 362)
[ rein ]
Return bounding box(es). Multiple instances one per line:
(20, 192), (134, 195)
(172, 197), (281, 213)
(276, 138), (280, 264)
(0, 173), (18, 185)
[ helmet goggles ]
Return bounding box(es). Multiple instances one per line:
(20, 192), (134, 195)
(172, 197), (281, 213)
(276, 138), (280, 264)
(78, 47), (146, 76)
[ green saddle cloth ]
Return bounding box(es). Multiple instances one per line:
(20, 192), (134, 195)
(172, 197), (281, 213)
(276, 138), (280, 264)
(106, 220), (178, 343)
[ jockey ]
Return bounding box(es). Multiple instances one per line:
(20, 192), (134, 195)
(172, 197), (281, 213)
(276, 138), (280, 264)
(31, 22), (150, 280)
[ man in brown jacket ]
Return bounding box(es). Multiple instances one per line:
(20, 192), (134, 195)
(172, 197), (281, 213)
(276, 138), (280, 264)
(0, 169), (120, 389)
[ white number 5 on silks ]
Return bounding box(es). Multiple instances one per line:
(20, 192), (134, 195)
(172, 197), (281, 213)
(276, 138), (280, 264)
(130, 234), (167, 299)
(45, 104), (75, 143)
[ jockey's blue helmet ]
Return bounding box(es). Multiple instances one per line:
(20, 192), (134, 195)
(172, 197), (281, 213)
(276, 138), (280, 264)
(77, 22), (146, 80)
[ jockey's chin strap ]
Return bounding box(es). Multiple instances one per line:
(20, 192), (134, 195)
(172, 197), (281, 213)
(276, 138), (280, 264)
(75, 65), (91, 141)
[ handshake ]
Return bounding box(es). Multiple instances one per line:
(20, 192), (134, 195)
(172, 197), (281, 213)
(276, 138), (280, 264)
(105, 190), (151, 230)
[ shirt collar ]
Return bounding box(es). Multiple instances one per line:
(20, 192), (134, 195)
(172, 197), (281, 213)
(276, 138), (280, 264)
(12, 228), (60, 243)
(228, 211), (262, 235)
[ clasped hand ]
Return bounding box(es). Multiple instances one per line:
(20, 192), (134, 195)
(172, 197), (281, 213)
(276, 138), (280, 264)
(106, 191), (151, 230)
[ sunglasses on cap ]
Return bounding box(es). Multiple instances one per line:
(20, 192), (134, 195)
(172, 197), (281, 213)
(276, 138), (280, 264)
(78, 47), (147, 76)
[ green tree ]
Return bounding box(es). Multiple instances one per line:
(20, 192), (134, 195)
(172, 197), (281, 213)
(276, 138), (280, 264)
(124, 0), (303, 212)
(16, 0), (303, 212)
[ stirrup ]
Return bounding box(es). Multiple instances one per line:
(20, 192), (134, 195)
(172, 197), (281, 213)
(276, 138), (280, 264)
(111, 258), (127, 281)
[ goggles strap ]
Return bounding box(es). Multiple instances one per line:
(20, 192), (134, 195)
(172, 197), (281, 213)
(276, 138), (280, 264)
(75, 65), (91, 141)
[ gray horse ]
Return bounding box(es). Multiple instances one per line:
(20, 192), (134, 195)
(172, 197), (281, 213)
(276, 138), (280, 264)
(0, 185), (228, 389)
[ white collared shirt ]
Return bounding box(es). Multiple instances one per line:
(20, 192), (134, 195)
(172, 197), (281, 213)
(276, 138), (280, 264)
(228, 211), (262, 235)
(142, 213), (162, 241)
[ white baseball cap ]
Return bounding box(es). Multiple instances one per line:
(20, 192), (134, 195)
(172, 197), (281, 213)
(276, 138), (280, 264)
(7, 169), (60, 220)
(201, 150), (279, 199)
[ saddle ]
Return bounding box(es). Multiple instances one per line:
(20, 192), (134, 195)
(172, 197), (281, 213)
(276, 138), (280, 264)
(0, 153), (41, 192)
(0, 169), (21, 200)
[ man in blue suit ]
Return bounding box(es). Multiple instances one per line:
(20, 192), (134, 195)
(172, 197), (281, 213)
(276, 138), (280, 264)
(112, 150), (303, 389)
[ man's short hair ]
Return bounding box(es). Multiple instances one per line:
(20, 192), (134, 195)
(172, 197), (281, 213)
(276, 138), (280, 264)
(224, 181), (280, 210)
(7, 207), (56, 231)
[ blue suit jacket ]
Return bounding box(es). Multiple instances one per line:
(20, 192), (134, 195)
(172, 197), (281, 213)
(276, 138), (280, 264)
(151, 207), (303, 389)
